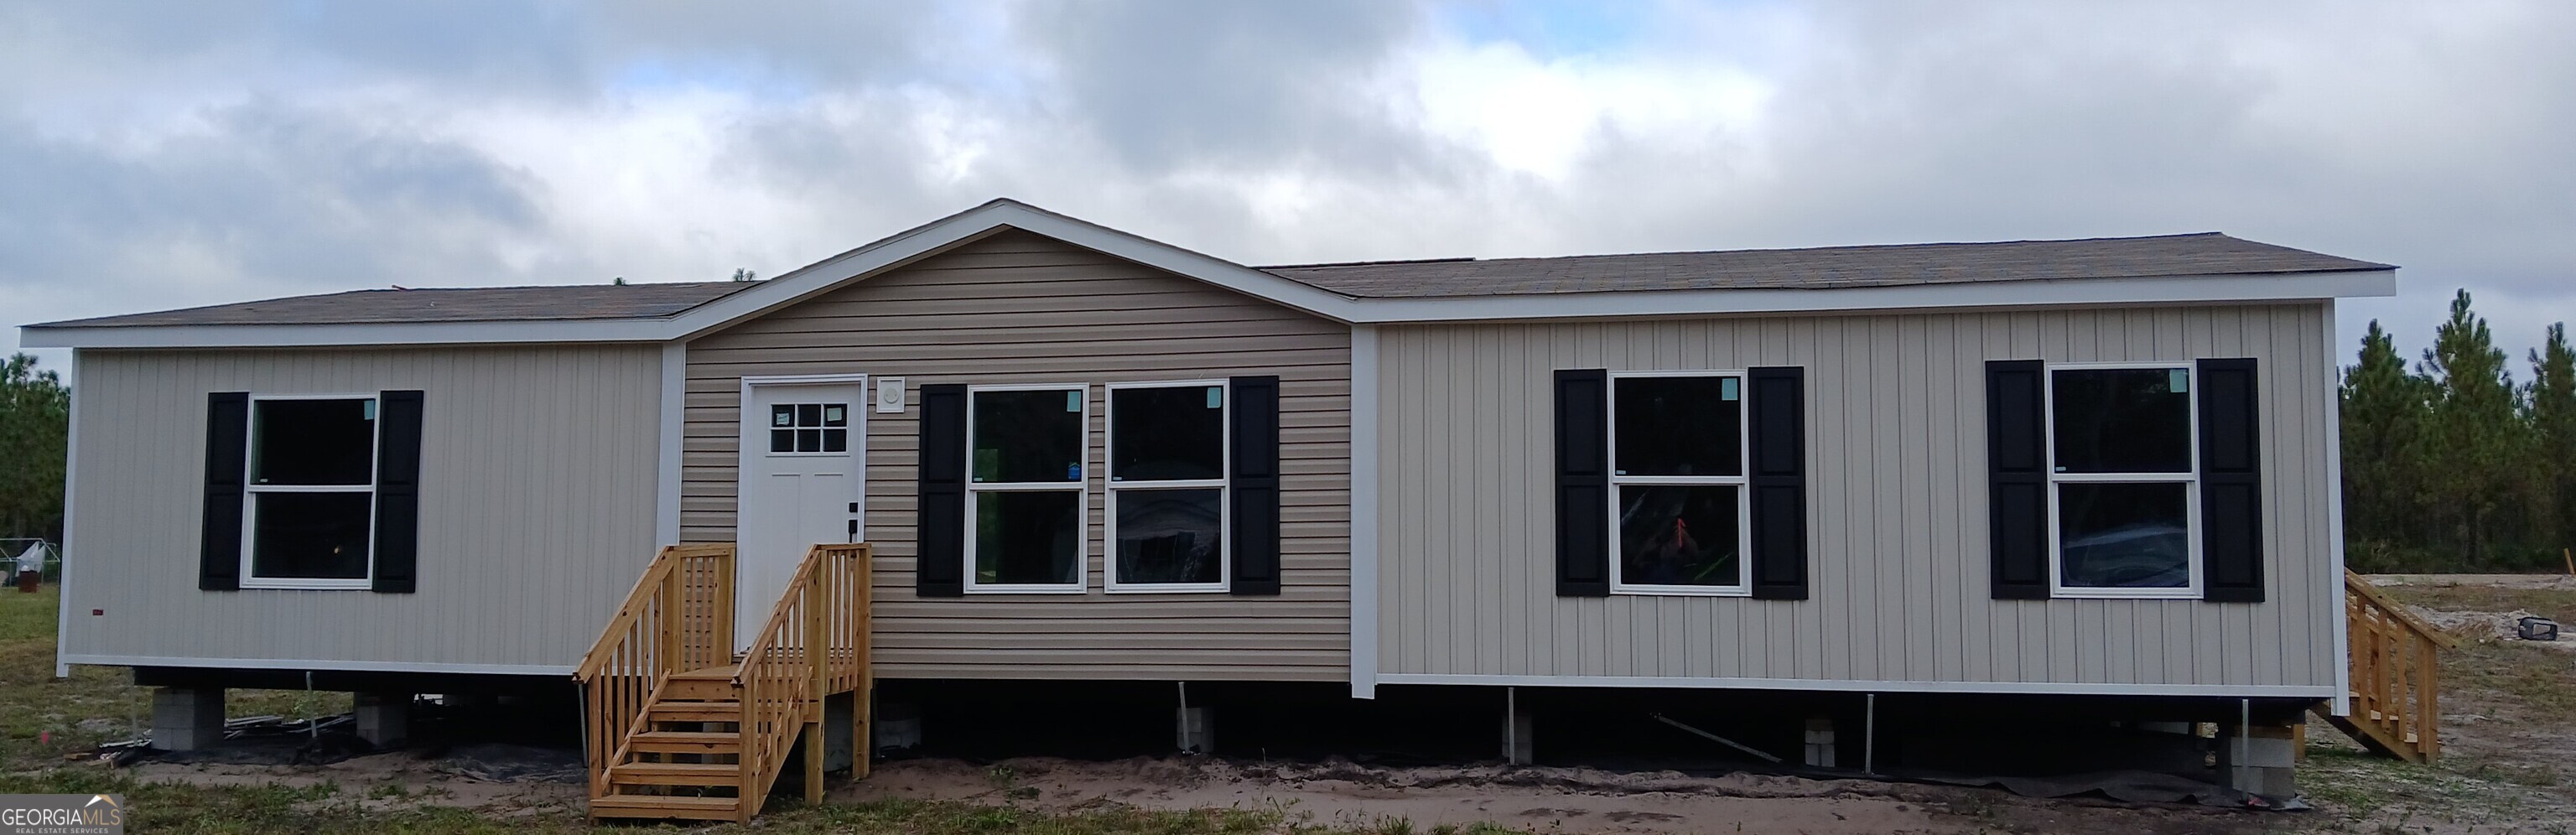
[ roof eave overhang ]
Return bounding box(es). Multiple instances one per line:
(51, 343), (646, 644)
(17, 199), (2397, 349)
(1339, 267), (2398, 324)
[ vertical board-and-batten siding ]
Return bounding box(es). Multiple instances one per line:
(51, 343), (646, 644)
(1379, 303), (2338, 690)
(63, 345), (662, 671)
(683, 230), (1353, 682)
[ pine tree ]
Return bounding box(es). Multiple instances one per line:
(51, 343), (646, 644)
(2528, 323), (2576, 551)
(0, 353), (71, 542)
(2340, 320), (2428, 547)
(2418, 290), (2525, 565)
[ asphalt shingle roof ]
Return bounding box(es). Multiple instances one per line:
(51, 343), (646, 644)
(26, 232), (2390, 329)
(32, 281), (756, 329)
(1258, 232), (2392, 298)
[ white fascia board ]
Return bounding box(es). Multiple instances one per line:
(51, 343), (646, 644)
(1376, 672), (2336, 699)
(1340, 269), (2397, 324)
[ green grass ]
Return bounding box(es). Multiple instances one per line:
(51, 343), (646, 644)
(0, 585), (349, 769)
(0, 767), (1371, 834)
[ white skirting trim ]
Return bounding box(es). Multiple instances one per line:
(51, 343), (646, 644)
(1374, 672), (2336, 699)
(60, 654), (574, 677)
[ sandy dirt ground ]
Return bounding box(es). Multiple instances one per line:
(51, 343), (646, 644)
(2366, 573), (2576, 591)
(116, 749), (2290, 834)
(86, 573), (2576, 833)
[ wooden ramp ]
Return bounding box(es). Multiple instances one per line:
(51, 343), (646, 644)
(2319, 569), (2452, 763)
(574, 543), (875, 822)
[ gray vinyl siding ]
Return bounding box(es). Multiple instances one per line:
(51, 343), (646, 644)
(1377, 303), (2340, 689)
(683, 230), (1353, 682)
(60, 345), (662, 671)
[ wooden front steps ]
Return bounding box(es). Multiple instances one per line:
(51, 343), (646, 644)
(2318, 570), (2454, 763)
(574, 543), (876, 823)
(588, 794), (743, 822)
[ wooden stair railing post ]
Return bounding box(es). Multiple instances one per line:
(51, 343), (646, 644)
(2417, 629), (2439, 759)
(853, 544), (873, 781)
(715, 549), (736, 657)
(803, 554), (828, 805)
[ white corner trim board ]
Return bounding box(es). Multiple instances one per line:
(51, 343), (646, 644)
(655, 342), (687, 547)
(53, 351), (81, 678)
(21, 200), (2402, 350)
(1375, 673), (2339, 699)
(2322, 300), (2355, 718)
(1348, 324), (1381, 699)
(57, 654), (576, 677)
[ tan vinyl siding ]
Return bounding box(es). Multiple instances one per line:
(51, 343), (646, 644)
(1377, 303), (2339, 689)
(684, 231), (1353, 682)
(61, 345), (662, 671)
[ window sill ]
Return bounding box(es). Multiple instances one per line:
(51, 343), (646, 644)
(1610, 584), (1754, 598)
(2049, 587), (2202, 599)
(1104, 583), (1230, 594)
(239, 578), (372, 591)
(962, 584), (1089, 595)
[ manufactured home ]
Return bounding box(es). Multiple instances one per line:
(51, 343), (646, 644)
(23, 199), (2410, 820)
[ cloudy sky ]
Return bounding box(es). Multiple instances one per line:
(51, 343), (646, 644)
(5, 1), (2571, 376)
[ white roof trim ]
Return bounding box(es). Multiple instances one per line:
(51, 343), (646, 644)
(19, 199), (2400, 349)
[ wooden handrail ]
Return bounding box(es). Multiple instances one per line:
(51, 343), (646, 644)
(2333, 569), (2449, 763)
(572, 543), (736, 798)
(732, 542), (872, 819)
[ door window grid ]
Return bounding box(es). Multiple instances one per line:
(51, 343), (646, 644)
(2044, 363), (2202, 598)
(1105, 381), (1230, 593)
(1607, 371), (1753, 596)
(964, 384), (1088, 594)
(769, 402), (850, 454)
(242, 394), (380, 589)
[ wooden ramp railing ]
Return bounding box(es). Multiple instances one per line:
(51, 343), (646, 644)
(2321, 570), (2454, 763)
(574, 542), (873, 823)
(571, 543), (736, 798)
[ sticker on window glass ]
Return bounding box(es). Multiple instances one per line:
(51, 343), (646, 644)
(2169, 369), (2189, 394)
(773, 405), (794, 428)
(362, 400), (378, 420)
(1067, 391), (1083, 412)
(1720, 377), (1740, 402)
(824, 404), (846, 426)
(1207, 386), (1223, 408)
(1067, 463), (1082, 480)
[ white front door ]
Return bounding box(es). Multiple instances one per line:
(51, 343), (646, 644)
(736, 380), (866, 651)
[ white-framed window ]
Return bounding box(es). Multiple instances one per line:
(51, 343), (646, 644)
(964, 383), (1088, 594)
(242, 395), (379, 589)
(1607, 371), (1753, 596)
(2045, 363), (2201, 598)
(1104, 380), (1229, 593)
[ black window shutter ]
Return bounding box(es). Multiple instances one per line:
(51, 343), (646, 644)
(371, 391), (425, 594)
(2197, 358), (2265, 603)
(1747, 367), (1810, 599)
(1228, 376), (1283, 595)
(1554, 369), (1610, 597)
(1987, 360), (2050, 599)
(200, 392), (249, 591)
(916, 384), (967, 597)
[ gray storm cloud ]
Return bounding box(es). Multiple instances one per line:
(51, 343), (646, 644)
(4, 0), (2571, 369)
